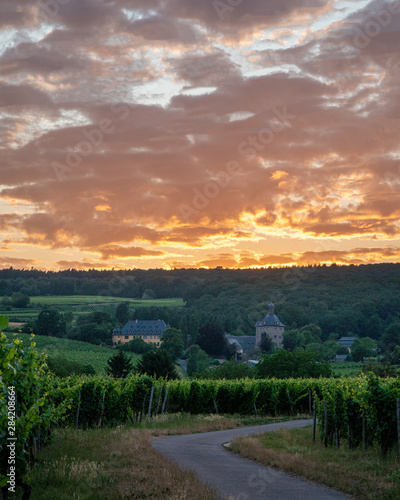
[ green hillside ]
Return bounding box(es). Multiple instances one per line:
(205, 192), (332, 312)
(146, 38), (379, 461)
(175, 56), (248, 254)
(4, 332), (139, 374)
(0, 296), (184, 322)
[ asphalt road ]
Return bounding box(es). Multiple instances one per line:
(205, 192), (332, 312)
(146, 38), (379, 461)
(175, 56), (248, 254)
(152, 419), (350, 500)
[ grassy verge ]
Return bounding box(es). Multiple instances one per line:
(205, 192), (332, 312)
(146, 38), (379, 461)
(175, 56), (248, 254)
(231, 426), (400, 500)
(25, 414), (293, 500)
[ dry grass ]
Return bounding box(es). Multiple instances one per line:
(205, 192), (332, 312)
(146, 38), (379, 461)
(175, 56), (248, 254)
(29, 426), (221, 500)
(26, 413), (291, 500)
(231, 426), (400, 500)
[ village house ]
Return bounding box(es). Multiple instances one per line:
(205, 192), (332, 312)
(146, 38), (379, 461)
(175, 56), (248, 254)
(112, 319), (169, 347)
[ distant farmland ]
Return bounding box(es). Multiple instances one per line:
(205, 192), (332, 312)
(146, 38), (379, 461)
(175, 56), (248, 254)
(0, 296), (184, 322)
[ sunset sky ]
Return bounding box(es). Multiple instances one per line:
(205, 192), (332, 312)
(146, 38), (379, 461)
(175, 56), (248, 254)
(1, 0), (400, 270)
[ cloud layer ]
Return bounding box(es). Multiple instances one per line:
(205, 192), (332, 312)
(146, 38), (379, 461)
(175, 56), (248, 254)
(1, 0), (400, 269)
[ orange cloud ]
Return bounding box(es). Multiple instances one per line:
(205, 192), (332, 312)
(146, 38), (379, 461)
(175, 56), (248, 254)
(1, 0), (400, 270)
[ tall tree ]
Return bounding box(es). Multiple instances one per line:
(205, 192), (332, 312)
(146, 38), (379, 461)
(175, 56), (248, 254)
(351, 337), (377, 362)
(35, 306), (66, 337)
(136, 350), (177, 379)
(116, 302), (130, 324)
(160, 327), (184, 361)
(196, 323), (228, 357)
(186, 345), (210, 376)
(11, 292), (30, 308)
(106, 350), (134, 378)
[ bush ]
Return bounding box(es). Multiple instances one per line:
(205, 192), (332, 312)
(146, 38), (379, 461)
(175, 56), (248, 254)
(0, 319), (66, 497)
(256, 348), (332, 379)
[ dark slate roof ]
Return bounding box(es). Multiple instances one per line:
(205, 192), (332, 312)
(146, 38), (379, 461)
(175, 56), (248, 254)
(225, 335), (256, 352)
(256, 312), (284, 327)
(337, 336), (356, 347)
(117, 319), (169, 336)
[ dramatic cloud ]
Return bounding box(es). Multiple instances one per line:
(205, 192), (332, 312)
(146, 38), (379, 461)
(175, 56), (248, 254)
(0, 0), (400, 269)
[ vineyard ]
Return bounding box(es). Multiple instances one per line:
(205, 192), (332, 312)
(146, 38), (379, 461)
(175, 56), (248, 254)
(46, 374), (400, 457)
(2, 329), (400, 497)
(3, 332), (132, 374)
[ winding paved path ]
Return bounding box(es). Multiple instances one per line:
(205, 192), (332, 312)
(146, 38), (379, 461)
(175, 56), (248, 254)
(152, 419), (350, 500)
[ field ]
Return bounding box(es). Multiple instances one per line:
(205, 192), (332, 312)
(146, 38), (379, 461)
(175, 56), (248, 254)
(0, 295), (184, 322)
(4, 332), (138, 374)
(330, 361), (363, 377)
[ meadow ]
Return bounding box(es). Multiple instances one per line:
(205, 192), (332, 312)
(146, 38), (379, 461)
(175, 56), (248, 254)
(0, 295), (184, 322)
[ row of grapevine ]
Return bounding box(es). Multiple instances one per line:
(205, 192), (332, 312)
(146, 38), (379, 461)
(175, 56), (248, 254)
(313, 375), (400, 455)
(48, 374), (400, 455)
(0, 330), (66, 497)
(3, 325), (399, 500)
(51, 376), (321, 426)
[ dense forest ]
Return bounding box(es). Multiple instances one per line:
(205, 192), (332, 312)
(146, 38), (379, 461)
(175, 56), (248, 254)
(1, 264), (399, 342)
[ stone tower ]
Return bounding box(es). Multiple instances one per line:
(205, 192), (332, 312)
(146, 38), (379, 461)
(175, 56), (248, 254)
(255, 302), (285, 348)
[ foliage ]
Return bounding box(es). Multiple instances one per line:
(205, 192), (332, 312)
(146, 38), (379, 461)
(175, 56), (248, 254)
(106, 350), (134, 378)
(46, 355), (96, 377)
(256, 349), (333, 379)
(115, 301), (130, 324)
(0, 326), (66, 496)
(305, 341), (338, 361)
(196, 323), (230, 357)
(136, 350), (178, 379)
(35, 306), (66, 337)
(11, 292), (30, 308)
(259, 335), (275, 353)
(380, 322), (400, 358)
(198, 360), (254, 380)
(361, 361), (398, 378)
(186, 345), (210, 376)
(116, 337), (154, 354)
(0, 264), (400, 347)
(351, 337), (377, 362)
(314, 374), (400, 456)
(160, 328), (184, 361)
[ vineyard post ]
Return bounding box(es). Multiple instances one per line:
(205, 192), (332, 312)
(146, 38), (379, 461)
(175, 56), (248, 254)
(312, 402), (316, 442)
(362, 417), (366, 451)
(253, 402), (258, 415)
(309, 390), (312, 415)
(161, 386), (169, 415)
(396, 397), (400, 461)
(147, 386), (154, 418)
(324, 401), (328, 448)
(347, 423), (351, 449)
(97, 390), (106, 428)
(75, 391), (81, 428)
(213, 398), (219, 414)
(155, 387), (163, 417)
